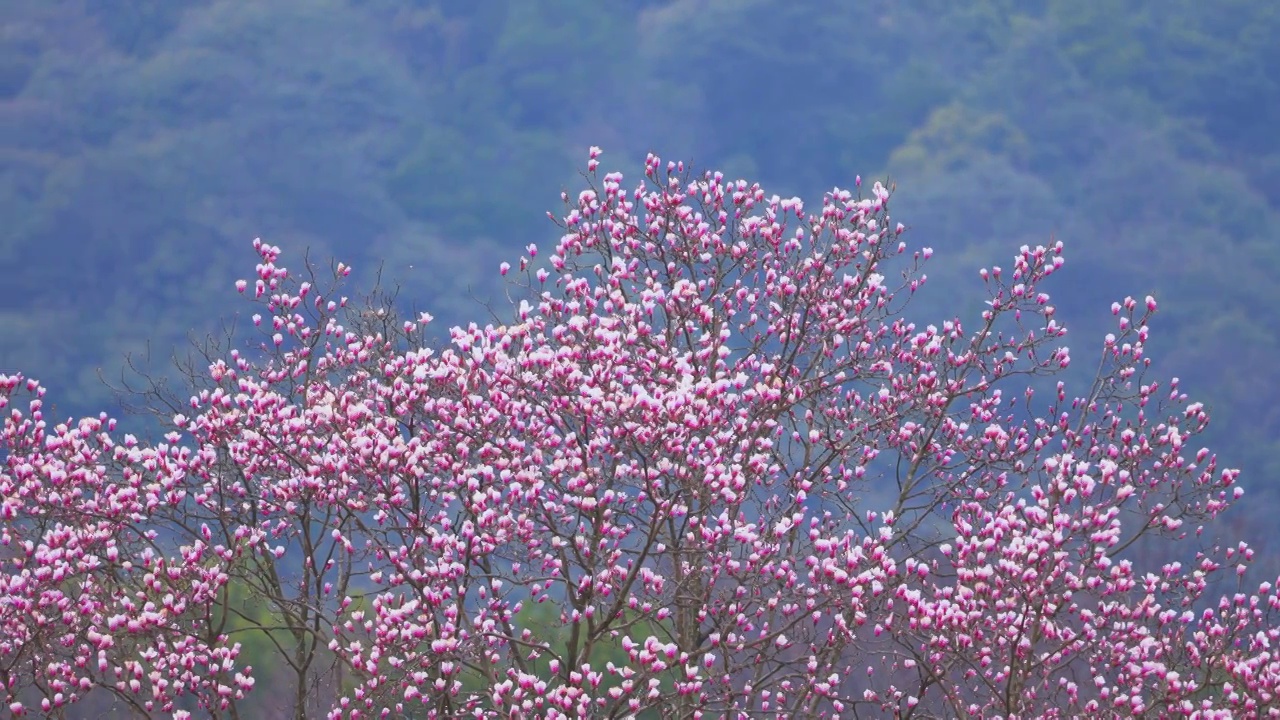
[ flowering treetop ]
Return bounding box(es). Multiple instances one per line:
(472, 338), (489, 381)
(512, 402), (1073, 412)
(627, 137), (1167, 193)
(1, 149), (1276, 718)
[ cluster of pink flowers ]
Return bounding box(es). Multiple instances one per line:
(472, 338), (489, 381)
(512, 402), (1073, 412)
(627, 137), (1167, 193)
(2, 150), (1277, 717)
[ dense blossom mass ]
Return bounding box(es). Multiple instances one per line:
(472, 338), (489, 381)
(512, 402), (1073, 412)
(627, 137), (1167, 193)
(2, 150), (1278, 717)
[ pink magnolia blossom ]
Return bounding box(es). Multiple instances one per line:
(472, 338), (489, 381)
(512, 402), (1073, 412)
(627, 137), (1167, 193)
(2, 151), (1275, 718)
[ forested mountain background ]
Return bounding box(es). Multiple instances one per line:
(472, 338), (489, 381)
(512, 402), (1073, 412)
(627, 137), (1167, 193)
(3, 0), (1278, 508)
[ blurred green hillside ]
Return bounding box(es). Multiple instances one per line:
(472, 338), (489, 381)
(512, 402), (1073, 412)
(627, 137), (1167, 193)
(3, 0), (1278, 491)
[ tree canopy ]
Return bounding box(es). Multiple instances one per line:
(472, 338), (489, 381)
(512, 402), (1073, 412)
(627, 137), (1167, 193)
(3, 153), (1277, 717)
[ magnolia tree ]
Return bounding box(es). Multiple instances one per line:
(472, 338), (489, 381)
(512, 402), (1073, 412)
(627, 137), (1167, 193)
(3, 150), (1279, 718)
